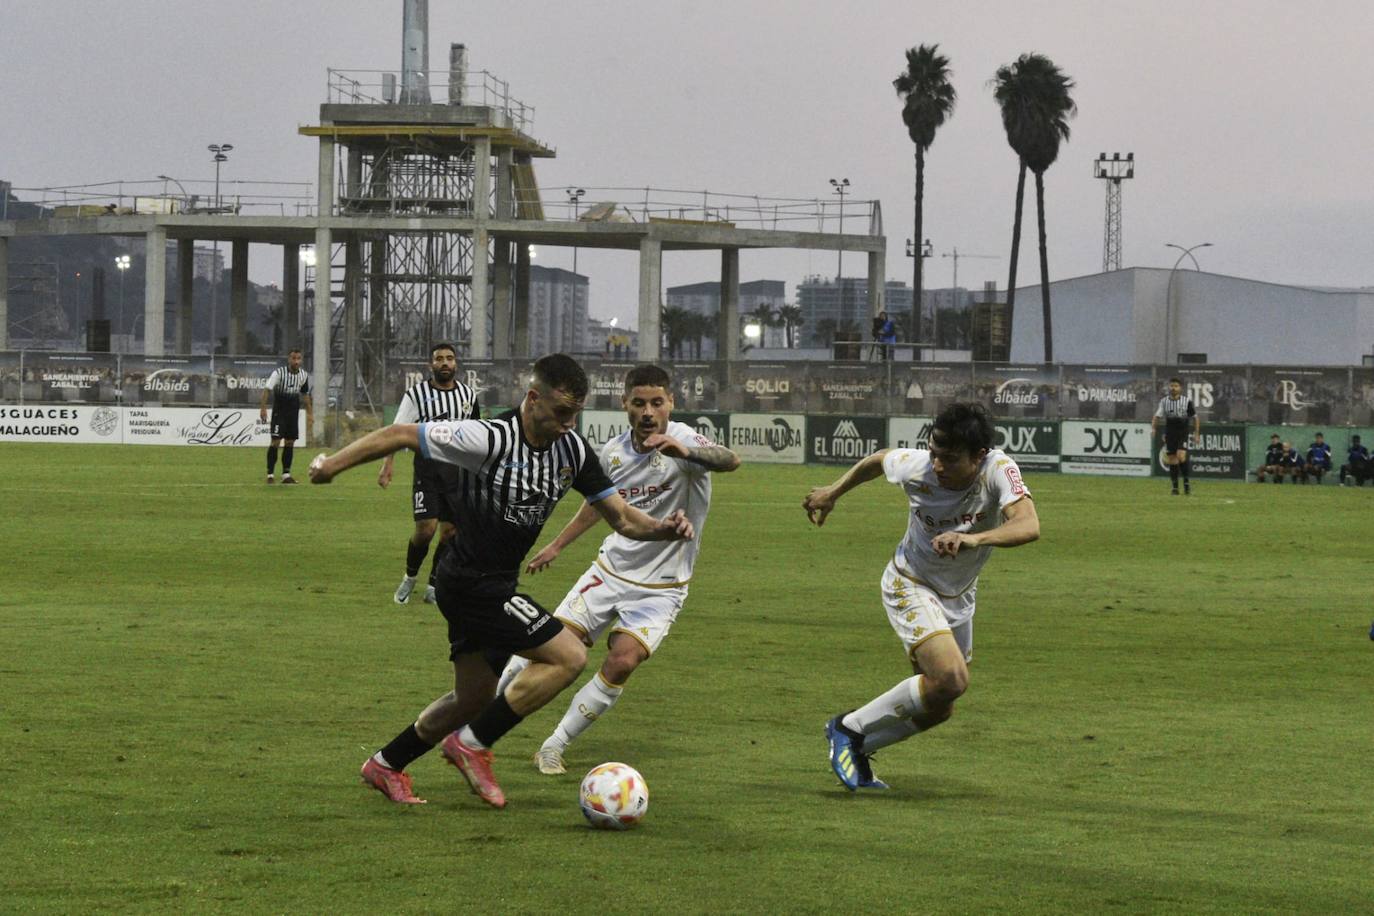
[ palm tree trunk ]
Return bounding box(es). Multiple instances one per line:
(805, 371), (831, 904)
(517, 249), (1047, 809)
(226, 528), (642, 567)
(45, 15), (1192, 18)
(1005, 159), (1027, 358)
(913, 146), (925, 349)
(1035, 169), (1052, 363)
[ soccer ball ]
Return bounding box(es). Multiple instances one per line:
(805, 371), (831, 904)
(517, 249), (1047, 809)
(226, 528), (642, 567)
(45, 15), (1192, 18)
(579, 762), (649, 830)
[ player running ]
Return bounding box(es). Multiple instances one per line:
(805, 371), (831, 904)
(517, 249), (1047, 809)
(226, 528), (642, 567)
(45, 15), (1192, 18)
(308, 354), (694, 808)
(803, 402), (1040, 791)
(377, 343), (479, 605)
(258, 348), (313, 484)
(497, 365), (741, 775)
(1151, 377), (1199, 495)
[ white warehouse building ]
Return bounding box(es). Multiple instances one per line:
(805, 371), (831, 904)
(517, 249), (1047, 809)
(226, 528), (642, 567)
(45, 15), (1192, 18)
(1009, 268), (1374, 366)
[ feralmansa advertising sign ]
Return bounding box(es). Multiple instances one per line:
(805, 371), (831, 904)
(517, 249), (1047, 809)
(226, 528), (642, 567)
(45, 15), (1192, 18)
(807, 415), (885, 465)
(0, 404), (122, 443)
(729, 413), (805, 464)
(1060, 420), (1152, 476)
(994, 419), (1060, 472)
(1153, 423), (1245, 479)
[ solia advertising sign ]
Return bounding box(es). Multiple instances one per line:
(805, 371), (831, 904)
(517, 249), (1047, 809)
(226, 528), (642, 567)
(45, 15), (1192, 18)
(1060, 421), (1152, 476)
(729, 413), (805, 464)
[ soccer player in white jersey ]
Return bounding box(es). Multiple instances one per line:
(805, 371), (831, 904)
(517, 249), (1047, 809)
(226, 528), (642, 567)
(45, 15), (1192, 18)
(498, 365), (741, 774)
(803, 402), (1040, 791)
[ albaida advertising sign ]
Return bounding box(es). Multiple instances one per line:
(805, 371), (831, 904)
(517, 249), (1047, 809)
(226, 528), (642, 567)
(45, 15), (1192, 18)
(807, 415), (885, 465)
(993, 419), (1060, 472)
(1061, 421), (1152, 476)
(1152, 423), (1246, 479)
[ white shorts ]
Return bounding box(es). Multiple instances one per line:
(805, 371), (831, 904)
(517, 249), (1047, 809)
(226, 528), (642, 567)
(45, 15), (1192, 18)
(881, 559), (976, 663)
(555, 564), (686, 657)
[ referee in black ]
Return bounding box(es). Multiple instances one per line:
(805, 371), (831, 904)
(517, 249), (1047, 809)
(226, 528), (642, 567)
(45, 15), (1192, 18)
(1150, 376), (1199, 495)
(309, 353), (694, 808)
(258, 348), (313, 484)
(378, 342), (479, 605)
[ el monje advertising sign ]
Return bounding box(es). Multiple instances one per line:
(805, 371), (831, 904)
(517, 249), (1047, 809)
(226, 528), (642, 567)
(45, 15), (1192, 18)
(807, 415), (885, 465)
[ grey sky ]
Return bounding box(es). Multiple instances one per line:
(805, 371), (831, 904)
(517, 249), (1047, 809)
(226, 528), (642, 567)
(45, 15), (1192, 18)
(5, 0), (1373, 331)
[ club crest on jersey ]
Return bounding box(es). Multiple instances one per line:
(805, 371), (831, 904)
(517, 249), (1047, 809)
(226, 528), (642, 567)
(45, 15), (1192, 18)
(651, 451), (665, 470)
(558, 466), (574, 488)
(426, 424), (453, 446)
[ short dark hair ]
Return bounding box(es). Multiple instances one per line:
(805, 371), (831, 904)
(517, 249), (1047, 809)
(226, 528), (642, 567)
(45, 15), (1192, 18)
(532, 353), (589, 399)
(1270, 433), (1280, 439)
(1315, 432), (1324, 438)
(931, 402), (994, 458)
(1353, 435), (1362, 443)
(624, 364), (671, 392)
(431, 342), (456, 358)
(288, 348), (302, 356)
(1168, 376), (1182, 385)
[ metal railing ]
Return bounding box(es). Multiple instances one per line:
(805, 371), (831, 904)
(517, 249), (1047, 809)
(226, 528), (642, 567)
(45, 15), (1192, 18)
(536, 186), (882, 234)
(326, 68), (536, 134)
(8, 179), (316, 219)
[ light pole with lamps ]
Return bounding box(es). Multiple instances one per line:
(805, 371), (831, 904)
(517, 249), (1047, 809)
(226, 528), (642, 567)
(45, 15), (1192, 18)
(114, 254), (131, 350)
(566, 188), (585, 276)
(208, 143), (233, 211)
(905, 237), (933, 347)
(156, 174), (191, 212)
(1163, 242), (1212, 361)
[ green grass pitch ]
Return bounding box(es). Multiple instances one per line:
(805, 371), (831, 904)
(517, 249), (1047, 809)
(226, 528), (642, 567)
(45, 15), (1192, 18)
(2, 444), (1372, 913)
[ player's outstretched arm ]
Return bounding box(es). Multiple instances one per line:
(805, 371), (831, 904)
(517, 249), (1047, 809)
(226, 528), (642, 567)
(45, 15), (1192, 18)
(803, 449), (890, 527)
(309, 424), (419, 484)
(526, 501), (602, 573)
(933, 497), (1040, 557)
(591, 494), (694, 542)
(642, 433), (741, 472)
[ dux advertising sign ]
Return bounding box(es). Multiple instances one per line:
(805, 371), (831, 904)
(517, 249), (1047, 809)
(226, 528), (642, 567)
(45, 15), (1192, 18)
(994, 419), (1061, 472)
(888, 416), (934, 450)
(1153, 423), (1245, 480)
(0, 404), (122, 443)
(807, 415), (885, 465)
(123, 407), (300, 447)
(579, 409), (633, 449)
(729, 413), (805, 464)
(1061, 421), (1152, 476)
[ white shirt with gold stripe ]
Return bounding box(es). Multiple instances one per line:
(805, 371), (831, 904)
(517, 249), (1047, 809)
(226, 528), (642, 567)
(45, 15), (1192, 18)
(593, 420), (715, 588)
(883, 447), (1030, 598)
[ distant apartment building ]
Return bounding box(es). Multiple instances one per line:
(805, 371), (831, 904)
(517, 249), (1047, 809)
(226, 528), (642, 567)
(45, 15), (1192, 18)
(665, 279), (787, 355)
(796, 276), (914, 346)
(528, 264), (588, 357)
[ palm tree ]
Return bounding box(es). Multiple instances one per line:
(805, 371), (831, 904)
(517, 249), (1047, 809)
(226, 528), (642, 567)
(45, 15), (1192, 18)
(991, 53), (1076, 362)
(777, 304), (804, 348)
(893, 44), (957, 347)
(748, 303), (777, 348)
(661, 305), (692, 359)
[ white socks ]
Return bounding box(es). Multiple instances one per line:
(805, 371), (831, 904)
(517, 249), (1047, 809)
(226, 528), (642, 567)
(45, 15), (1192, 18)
(860, 718), (923, 753)
(842, 675), (926, 736)
(545, 673), (623, 751)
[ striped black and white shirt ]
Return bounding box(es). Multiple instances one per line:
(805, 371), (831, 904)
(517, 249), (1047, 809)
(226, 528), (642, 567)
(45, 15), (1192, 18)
(1153, 395), (1195, 430)
(394, 380), (480, 479)
(417, 408), (616, 577)
(266, 366), (310, 413)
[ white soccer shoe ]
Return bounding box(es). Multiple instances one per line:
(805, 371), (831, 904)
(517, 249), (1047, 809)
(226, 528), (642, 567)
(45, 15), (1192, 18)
(394, 575), (418, 605)
(533, 746), (566, 775)
(423, 585), (437, 604)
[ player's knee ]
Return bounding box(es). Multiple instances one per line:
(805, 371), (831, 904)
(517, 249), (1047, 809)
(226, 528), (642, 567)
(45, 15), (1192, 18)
(413, 520), (437, 543)
(602, 652), (642, 686)
(553, 638), (588, 683)
(927, 667), (968, 704)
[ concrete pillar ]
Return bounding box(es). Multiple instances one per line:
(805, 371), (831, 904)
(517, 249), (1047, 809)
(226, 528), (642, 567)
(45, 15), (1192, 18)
(473, 136), (491, 219)
(470, 225), (490, 358)
(867, 248), (885, 341)
(638, 237), (662, 361)
(345, 147), (362, 206)
(368, 239), (386, 394)
(0, 236), (9, 351)
(719, 248), (740, 362)
(495, 148), (513, 219)
(514, 243), (531, 358)
(283, 244), (300, 351)
(317, 137), (335, 218)
(229, 240), (249, 353)
(176, 240), (194, 354)
(492, 240), (512, 357)
(143, 228), (167, 356)
(312, 227), (331, 443)
(342, 236), (361, 409)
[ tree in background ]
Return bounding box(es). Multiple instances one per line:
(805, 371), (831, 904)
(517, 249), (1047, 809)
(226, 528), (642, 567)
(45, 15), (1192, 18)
(991, 53), (1077, 362)
(777, 304), (804, 349)
(893, 44), (957, 348)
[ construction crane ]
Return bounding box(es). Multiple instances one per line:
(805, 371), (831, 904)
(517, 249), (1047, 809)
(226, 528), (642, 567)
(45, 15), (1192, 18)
(937, 247), (999, 348)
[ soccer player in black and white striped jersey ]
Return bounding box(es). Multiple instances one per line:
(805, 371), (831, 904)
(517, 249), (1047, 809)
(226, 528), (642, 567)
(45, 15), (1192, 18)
(1151, 377), (1199, 495)
(308, 354), (695, 808)
(377, 343), (479, 605)
(258, 349), (313, 484)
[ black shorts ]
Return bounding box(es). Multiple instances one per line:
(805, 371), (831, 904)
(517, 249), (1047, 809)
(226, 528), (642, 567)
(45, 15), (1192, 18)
(412, 464), (458, 522)
(270, 410), (300, 441)
(1164, 427), (1190, 453)
(435, 572), (563, 661)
